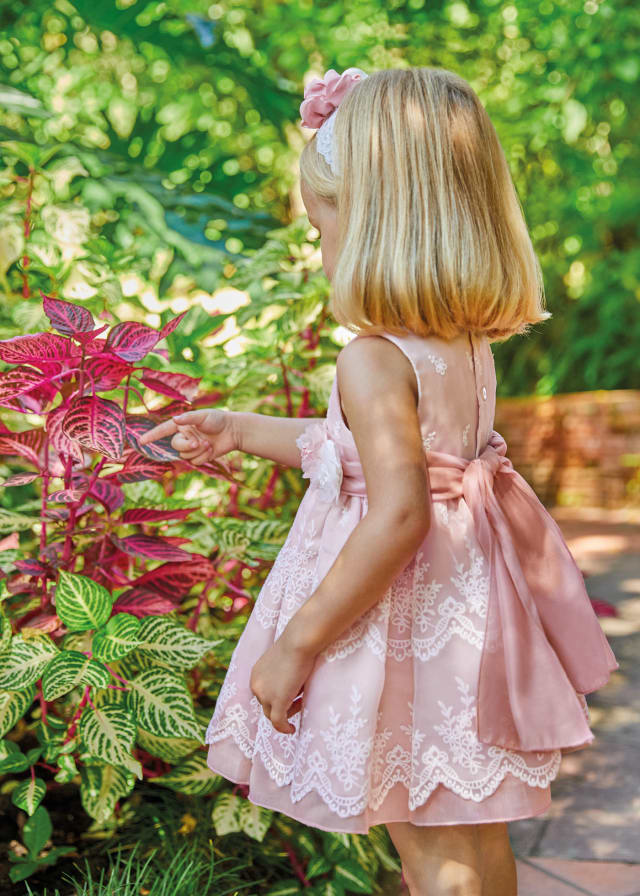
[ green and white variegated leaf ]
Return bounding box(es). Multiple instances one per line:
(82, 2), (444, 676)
(41, 650), (110, 701)
(305, 856), (333, 879)
(113, 644), (156, 678)
(207, 517), (289, 563)
(237, 797), (273, 842)
(134, 615), (221, 670)
(0, 683), (36, 736)
(127, 667), (200, 739)
(323, 832), (351, 862)
(92, 613), (141, 662)
(0, 606), (11, 656)
(54, 753), (78, 783)
(12, 776), (46, 815)
(149, 751), (220, 796)
(0, 549), (19, 572)
(0, 745), (30, 774)
(78, 702), (142, 779)
(334, 859), (375, 893)
(54, 571), (112, 632)
(340, 835), (379, 878)
(80, 761), (136, 825)
(0, 633), (59, 689)
(0, 507), (37, 534)
(0, 739), (20, 761)
(136, 725), (200, 763)
(59, 630), (92, 653)
(365, 825), (394, 865)
(211, 790), (242, 835)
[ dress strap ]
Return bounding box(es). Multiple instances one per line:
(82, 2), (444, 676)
(374, 332), (423, 409)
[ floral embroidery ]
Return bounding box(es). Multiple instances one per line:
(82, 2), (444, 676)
(207, 674), (561, 818)
(427, 351), (447, 375)
(389, 542), (488, 662)
(435, 678), (484, 773)
(465, 349), (474, 372)
(422, 430), (437, 451)
(433, 502), (449, 527)
(253, 508), (321, 635)
(462, 423), (470, 447)
(408, 688), (561, 809)
(450, 538), (489, 618)
(296, 420), (343, 504)
(321, 685), (373, 790)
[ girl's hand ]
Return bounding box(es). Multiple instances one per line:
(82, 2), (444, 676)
(138, 409), (239, 465)
(250, 636), (317, 735)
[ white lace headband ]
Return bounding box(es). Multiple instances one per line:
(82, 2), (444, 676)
(299, 68), (369, 175)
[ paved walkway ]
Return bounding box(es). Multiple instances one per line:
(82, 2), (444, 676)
(394, 507), (640, 895)
(509, 506), (640, 895)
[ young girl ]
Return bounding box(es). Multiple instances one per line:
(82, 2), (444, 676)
(140, 67), (617, 896)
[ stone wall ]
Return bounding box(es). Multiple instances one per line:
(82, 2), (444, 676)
(493, 390), (640, 510)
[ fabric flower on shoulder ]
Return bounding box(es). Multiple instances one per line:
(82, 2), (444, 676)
(296, 419), (343, 504)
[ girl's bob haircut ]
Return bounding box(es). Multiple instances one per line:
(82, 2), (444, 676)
(299, 66), (551, 343)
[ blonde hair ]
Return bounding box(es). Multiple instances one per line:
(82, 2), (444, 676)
(299, 67), (551, 343)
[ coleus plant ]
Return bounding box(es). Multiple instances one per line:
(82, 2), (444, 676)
(0, 293), (277, 882)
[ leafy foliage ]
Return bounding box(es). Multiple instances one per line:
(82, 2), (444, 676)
(2, 0), (636, 890)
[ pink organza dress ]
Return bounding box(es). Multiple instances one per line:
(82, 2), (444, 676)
(204, 329), (617, 834)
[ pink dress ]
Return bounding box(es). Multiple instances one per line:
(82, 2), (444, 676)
(205, 329), (617, 834)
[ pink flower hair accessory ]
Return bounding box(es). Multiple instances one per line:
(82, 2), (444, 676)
(299, 67), (368, 175)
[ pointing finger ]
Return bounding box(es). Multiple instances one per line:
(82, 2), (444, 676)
(138, 419), (178, 445)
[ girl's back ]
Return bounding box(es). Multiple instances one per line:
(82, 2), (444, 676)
(334, 330), (495, 461)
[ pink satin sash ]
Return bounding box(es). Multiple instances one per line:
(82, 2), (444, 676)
(341, 430), (618, 752)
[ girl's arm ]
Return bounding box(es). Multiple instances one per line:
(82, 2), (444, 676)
(231, 412), (324, 469)
(138, 409), (323, 469)
(279, 337), (432, 656)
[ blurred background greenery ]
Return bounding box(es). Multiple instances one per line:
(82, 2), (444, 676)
(1, 2), (639, 892)
(1, 0), (638, 396)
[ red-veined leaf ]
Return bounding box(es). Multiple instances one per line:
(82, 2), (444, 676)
(76, 323), (108, 345)
(122, 507), (197, 524)
(42, 501), (94, 521)
(0, 333), (80, 366)
(14, 558), (48, 575)
(23, 612), (61, 633)
(2, 471), (39, 487)
(0, 429), (44, 468)
(89, 478), (124, 512)
(48, 487), (86, 503)
(138, 368), (201, 401)
(83, 335), (108, 355)
(148, 397), (191, 417)
(131, 557), (214, 597)
(158, 310), (188, 341)
(42, 293), (95, 336)
(116, 451), (169, 483)
(125, 416), (179, 462)
(111, 587), (176, 617)
(0, 366), (53, 404)
(17, 380), (62, 415)
(47, 406), (85, 463)
(84, 354), (133, 392)
(62, 396), (126, 460)
(69, 472), (124, 512)
(105, 322), (159, 362)
(0, 533), (19, 551)
(111, 534), (194, 562)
